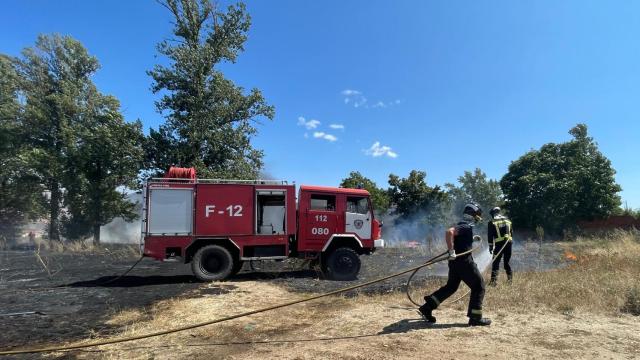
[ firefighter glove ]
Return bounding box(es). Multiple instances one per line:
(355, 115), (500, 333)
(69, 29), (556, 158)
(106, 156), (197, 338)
(448, 249), (457, 260)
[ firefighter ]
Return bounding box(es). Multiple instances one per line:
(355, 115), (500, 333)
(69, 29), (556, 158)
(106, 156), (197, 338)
(418, 204), (491, 326)
(487, 206), (513, 285)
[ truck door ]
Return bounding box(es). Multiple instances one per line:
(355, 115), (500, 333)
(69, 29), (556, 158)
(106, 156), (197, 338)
(302, 193), (338, 250)
(345, 196), (372, 240)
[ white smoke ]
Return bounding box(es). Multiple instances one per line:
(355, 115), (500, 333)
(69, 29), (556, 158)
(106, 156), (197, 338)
(381, 209), (493, 271)
(99, 193), (142, 244)
(381, 209), (448, 248)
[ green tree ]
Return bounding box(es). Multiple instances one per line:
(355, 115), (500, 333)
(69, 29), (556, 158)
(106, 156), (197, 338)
(0, 55), (45, 241)
(340, 171), (390, 214)
(445, 168), (503, 217)
(62, 90), (144, 244)
(15, 34), (145, 244)
(500, 124), (622, 232)
(146, 0), (274, 179)
(15, 34), (99, 242)
(388, 170), (449, 225)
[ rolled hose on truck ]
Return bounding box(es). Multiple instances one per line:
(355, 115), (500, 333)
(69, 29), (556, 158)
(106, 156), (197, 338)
(0, 244), (489, 356)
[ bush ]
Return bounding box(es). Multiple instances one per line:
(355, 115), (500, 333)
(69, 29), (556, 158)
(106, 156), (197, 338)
(621, 287), (640, 316)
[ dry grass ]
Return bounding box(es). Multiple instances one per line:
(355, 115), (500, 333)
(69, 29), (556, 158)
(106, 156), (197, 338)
(68, 281), (355, 358)
(105, 308), (148, 327)
(28, 239), (139, 280)
(33, 237), (65, 252)
(32, 237), (140, 258)
(404, 229), (640, 316)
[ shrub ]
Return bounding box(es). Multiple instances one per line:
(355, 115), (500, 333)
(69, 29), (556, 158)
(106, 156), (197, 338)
(621, 286), (640, 316)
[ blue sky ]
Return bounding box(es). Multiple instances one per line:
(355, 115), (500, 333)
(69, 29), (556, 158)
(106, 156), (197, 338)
(2, 0), (639, 208)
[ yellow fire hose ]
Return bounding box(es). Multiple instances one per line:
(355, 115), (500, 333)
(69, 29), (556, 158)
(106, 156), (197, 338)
(0, 246), (482, 356)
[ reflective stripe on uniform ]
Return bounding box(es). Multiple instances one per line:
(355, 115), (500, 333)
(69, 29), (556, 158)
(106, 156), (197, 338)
(470, 309), (482, 315)
(430, 295), (441, 307)
(493, 218), (512, 243)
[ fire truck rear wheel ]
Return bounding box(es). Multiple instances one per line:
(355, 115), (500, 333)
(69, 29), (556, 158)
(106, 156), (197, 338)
(230, 260), (244, 276)
(191, 245), (235, 281)
(324, 247), (361, 281)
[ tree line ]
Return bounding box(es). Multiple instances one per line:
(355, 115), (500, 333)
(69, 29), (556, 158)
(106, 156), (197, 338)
(341, 123), (624, 235)
(0, 1), (271, 244)
(0, 0), (628, 246)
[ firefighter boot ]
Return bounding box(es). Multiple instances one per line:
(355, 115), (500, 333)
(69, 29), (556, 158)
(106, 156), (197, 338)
(488, 277), (497, 287)
(507, 274), (513, 285)
(418, 304), (436, 323)
(468, 316), (492, 326)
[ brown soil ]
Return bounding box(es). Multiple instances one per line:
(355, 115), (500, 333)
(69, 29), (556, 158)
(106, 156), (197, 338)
(65, 280), (640, 360)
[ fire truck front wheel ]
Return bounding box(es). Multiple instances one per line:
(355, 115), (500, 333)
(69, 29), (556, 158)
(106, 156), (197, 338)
(191, 245), (235, 281)
(323, 247), (361, 281)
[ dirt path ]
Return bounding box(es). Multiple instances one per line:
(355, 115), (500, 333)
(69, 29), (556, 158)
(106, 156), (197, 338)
(65, 280), (639, 360)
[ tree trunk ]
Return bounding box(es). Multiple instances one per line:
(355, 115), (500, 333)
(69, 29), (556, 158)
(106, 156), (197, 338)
(93, 224), (101, 246)
(92, 161), (102, 247)
(48, 182), (60, 243)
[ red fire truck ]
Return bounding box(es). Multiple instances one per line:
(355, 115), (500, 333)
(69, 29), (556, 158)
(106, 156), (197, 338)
(141, 168), (384, 281)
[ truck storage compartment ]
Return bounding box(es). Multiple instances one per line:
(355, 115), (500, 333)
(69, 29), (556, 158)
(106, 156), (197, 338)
(243, 244), (286, 258)
(256, 190), (286, 235)
(148, 188), (193, 235)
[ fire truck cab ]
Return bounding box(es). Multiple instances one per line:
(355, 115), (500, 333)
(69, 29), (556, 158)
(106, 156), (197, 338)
(141, 172), (384, 281)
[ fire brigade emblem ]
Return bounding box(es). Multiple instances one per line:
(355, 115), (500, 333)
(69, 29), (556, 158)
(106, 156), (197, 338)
(354, 219), (364, 229)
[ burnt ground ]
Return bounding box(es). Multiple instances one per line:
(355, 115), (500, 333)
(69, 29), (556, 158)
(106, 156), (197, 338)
(0, 241), (567, 357)
(239, 240), (569, 295)
(0, 247), (201, 357)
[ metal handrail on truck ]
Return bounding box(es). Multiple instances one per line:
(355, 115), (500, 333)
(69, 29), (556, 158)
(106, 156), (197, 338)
(147, 178), (289, 185)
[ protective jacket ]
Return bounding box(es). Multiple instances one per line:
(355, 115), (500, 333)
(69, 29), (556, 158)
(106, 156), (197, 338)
(488, 215), (514, 282)
(488, 215), (513, 245)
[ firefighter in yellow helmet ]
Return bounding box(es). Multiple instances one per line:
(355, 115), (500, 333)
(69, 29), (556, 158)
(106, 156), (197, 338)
(487, 206), (513, 285)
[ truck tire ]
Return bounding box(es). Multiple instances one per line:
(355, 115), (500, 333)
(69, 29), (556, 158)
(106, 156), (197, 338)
(323, 247), (361, 281)
(230, 260), (244, 276)
(191, 245), (235, 281)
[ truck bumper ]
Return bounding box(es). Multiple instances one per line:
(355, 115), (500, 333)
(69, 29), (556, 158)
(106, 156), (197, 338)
(374, 238), (385, 248)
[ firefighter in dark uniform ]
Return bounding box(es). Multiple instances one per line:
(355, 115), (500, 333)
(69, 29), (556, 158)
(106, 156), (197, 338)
(487, 207), (513, 285)
(418, 204), (491, 326)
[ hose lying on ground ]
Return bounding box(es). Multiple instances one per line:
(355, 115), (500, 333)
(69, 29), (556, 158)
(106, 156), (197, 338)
(0, 246), (478, 356)
(97, 255), (145, 285)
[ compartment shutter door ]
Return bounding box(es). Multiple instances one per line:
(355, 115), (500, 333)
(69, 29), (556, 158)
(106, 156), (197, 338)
(148, 188), (193, 234)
